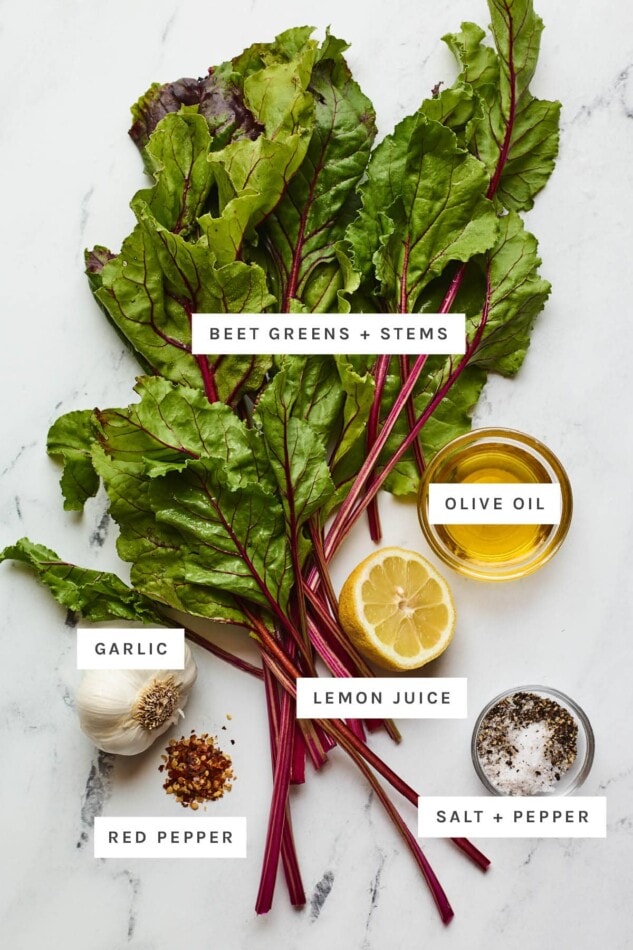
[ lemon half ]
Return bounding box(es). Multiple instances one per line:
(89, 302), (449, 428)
(338, 547), (456, 671)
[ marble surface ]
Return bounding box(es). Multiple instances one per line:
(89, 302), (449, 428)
(1, 1), (633, 947)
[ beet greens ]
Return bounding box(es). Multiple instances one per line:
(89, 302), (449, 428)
(1, 0), (559, 927)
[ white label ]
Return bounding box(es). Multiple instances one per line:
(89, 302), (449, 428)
(427, 483), (561, 524)
(296, 677), (467, 719)
(94, 817), (247, 857)
(191, 313), (466, 355)
(417, 797), (606, 838)
(76, 628), (185, 670)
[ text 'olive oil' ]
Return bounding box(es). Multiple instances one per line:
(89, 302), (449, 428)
(435, 442), (553, 563)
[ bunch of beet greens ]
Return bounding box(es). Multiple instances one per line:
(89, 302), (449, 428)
(1, 0), (559, 925)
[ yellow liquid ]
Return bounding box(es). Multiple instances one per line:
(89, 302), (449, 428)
(434, 443), (554, 565)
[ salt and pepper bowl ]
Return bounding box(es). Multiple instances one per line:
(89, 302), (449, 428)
(471, 685), (595, 796)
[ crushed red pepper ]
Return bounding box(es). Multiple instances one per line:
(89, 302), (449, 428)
(159, 731), (234, 809)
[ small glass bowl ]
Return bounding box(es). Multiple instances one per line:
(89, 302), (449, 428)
(417, 427), (573, 581)
(471, 685), (595, 796)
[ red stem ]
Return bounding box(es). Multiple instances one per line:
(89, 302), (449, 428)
(486, 4), (516, 201)
(305, 529), (402, 738)
(241, 606), (328, 769)
(399, 354), (426, 476)
(262, 666), (306, 904)
(195, 355), (219, 403)
(365, 355), (391, 540)
(452, 837), (491, 871)
(439, 263), (467, 314)
(307, 519), (339, 618)
(298, 717), (333, 770)
(286, 639), (308, 782)
(290, 721), (307, 784)
(183, 626), (263, 679)
(321, 352), (431, 562)
(255, 677), (296, 914)
(399, 238), (411, 314)
(304, 586), (367, 675)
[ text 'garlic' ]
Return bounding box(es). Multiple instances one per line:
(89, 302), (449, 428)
(76, 643), (197, 755)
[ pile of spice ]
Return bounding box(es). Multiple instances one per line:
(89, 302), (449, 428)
(159, 731), (234, 809)
(476, 691), (578, 795)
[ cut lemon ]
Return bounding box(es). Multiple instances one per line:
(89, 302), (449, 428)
(338, 547), (456, 671)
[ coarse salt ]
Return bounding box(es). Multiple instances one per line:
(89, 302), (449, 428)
(476, 691), (578, 796)
(482, 722), (562, 794)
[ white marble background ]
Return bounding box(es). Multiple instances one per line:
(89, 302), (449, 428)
(1, 1), (633, 947)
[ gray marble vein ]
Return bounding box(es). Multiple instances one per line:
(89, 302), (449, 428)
(77, 751), (115, 849)
(1, 441), (37, 478)
(89, 509), (111, 548)
(309, 869), (334, 920)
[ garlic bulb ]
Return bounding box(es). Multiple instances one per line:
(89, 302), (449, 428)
(76, 643), (197, 755)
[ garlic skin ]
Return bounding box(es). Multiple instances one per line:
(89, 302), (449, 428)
(75, 643), (197, 755)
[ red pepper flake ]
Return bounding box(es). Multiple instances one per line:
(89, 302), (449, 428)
(159, 731), (234, 810)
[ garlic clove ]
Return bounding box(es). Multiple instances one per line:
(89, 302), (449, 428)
(86, 720), (157, 756)
(76, 669), (147, 721)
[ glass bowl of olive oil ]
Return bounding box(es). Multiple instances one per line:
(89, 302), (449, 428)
(417, 428), (572, 581)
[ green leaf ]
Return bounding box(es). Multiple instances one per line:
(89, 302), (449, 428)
(91, 443), (246, 625)
(255, 364), (335, 534)
(0, 539), (164, 624)
(95, 38), (323, 400)
(442, 22), (499, 88)
(47, 410), (100, 511)
(488, 0), (543, 103)
(229, 26), (316, 76)
(347, 114), (498, 312)
(273, 354), (344, 444)
(94, 216), (273, 401)
(484, 94), (561, 213)
(331, 356), (375, 468)
(149, 461), (292, 612)
(95, 376), (272, 483)
(133, 199), (274, 314)
(420, 80), (479, 135)
(135, 112), (215, 235)
(345, 113), (417, 290)
(199, 36), (318, 266)
(324, 356), (375, 510)
(472, 212), (551, 375)
(94, 224), (195, 381)
(93, 377), (291, 621)
(444, 1), (561, 211)
(135, 201), (276, 402)
(257, 33), (376, 312)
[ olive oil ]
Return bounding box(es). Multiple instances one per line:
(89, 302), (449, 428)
(434, 442), (554, 565)
(419, 429), (572, 581)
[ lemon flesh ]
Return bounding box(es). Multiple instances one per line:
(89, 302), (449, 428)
(338, 547), (456, 671)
